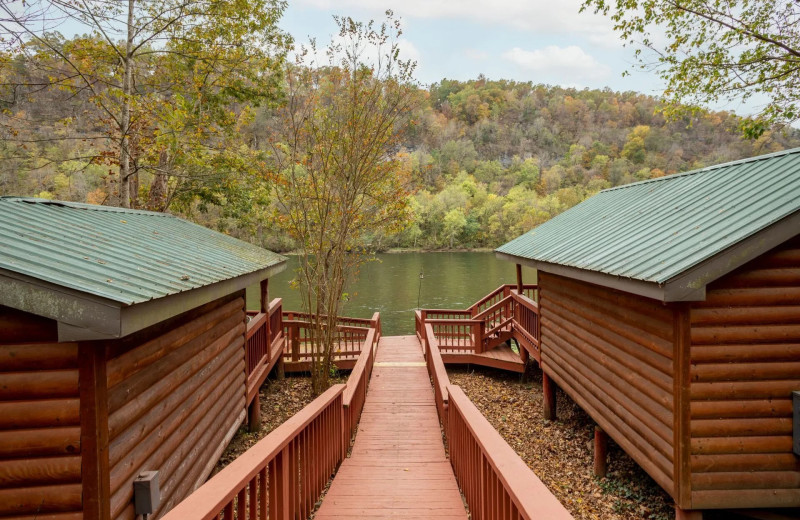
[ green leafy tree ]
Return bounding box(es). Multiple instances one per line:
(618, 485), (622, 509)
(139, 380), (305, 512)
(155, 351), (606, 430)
(443, 208), (467, 248)
(581, 0), (800, 137)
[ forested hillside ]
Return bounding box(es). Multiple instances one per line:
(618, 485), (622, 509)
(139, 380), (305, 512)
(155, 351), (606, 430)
(2, 41), (798, 250)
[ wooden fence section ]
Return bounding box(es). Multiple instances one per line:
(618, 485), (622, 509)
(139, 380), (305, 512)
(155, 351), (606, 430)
(245, 298), (284, 406)
(282, 311), (376, 372)
(422, 331), (573, 520)
(418, 284), (540, 368)
(447, 385), (572, 520)
(342, 325), (378, 442)
(160, 385), (345, 520)
(422, 322), (451, 428)
(162, 312), (380, 520)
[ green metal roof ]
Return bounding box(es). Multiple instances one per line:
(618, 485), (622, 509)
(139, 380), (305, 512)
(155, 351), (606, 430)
(496, 147), (800, 299)
(0, 197), (286, 305)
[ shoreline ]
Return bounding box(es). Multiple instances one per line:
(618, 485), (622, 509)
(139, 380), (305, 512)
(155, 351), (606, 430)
(278, 247), (497, 255)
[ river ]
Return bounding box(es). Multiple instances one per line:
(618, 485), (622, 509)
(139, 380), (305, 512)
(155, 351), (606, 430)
(247, 252), (535, 336)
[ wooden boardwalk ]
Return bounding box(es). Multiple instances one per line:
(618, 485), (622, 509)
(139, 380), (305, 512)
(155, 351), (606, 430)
(315, 335), (468, 519)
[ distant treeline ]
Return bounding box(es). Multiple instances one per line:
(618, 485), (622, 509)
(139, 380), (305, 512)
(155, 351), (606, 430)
(1, 40), (798, 250)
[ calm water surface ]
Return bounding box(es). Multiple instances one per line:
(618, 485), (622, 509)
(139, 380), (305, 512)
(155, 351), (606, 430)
(247, 252), (535, 336)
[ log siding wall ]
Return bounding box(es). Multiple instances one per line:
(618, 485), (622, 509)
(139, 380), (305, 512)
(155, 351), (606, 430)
(539, 272), (676, 494)
(689, 237), (800, 509)
(106, 294), (247, 520)
(0, 335), (83, 519)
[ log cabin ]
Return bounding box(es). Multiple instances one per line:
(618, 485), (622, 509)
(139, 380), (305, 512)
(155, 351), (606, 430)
(0, 197), (286, 520)
(496, 148), (800, 518)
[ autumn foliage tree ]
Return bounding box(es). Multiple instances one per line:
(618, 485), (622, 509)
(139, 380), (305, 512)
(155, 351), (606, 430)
(271, 12), (418, 393)
(1, 0), (289, 209)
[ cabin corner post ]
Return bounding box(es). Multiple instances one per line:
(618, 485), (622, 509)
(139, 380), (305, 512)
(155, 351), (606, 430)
(79, 342), (111, 520)
(515, 263), (523, 293)
(260, 278), (269, 314)
(673, 303), (692, 510)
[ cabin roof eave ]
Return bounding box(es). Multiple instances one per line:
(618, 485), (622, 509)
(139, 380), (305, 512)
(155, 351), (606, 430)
(497, 209), (800, 303)
(0, 260), (287, 342)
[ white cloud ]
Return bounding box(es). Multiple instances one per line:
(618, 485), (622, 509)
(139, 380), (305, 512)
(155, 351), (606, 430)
(502, 45), (611, 83)
(464, 49), (489, 61)
(397, 38), (421, 64)
(296, 0), (621, 48)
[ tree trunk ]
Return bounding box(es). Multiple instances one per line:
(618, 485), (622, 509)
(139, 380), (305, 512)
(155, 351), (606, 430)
(118, 0), (135, 208)
(148, 149), (169, 211)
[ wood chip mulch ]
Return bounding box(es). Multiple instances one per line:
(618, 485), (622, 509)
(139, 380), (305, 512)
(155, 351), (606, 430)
(448, 364), (674, 520)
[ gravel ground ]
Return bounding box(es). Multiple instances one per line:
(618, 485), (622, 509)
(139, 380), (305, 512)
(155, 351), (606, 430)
(449, 363), (675, 520)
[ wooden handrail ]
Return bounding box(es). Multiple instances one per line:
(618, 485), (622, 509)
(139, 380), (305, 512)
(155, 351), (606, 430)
(161, 384), (345, 520)
(246, 312), (267, 340)
(424, 318), (482, 325)
(484, 316), (513, 338)
(420, 283), (541, 362)
(511, 291), (539, 313)
(282, 311), (374, 327)
(343, 328), (377, 406)
(424, 323), (450, 426)
(472, 295), (513, 322)
(281, 320), (370, 334)
(343, 327), (377, 441)
(447, 385), (573, 520)
(164, 310), (381, 519)
(423, 308), (473, 315)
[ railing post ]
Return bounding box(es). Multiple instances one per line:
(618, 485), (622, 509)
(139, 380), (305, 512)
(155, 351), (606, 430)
(291, 324), (300, 363)
(476, 321), (485, 354)
(248, 392), (261, 432)
(543, 372), (557, 421)
(270, 446), (290, 520)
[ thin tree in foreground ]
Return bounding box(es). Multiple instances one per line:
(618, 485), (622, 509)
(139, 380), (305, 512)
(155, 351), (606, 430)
(271, 12), (418, 394)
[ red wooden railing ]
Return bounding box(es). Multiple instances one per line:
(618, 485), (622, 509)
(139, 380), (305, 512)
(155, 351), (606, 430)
(342, 326), (377, 442)
(422, 322), (451, 428)
(268, 298), (283, 347)
(420, 325), (573, 520)
(246, 312), (269, 377)
(163, 310), (381, 520)
(245, 299), (285, 406)
(418, 284), (541, 361)
(447, 385), (573, 520)
(161, 385), (345, 520)
(282, 312), (371, 369)
(511, 292), (540, 358)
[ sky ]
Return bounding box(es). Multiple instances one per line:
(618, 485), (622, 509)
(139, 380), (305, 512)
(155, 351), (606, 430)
(279, 0), (662, 93)
(278, 0), (769, 118)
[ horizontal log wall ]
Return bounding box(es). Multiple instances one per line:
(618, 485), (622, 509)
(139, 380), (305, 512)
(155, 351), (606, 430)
(0, 316), (82, 519)
(106, 294), (247, 520)
(689, 237), (800, 509)
(539, 272), (676, 494)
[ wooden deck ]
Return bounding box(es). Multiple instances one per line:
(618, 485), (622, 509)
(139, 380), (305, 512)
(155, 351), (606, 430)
(441, 343), (526, 373)
(315, 335), (468, 519)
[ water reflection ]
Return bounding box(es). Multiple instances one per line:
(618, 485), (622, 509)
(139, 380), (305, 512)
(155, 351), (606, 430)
(247, 252), (535, 336)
